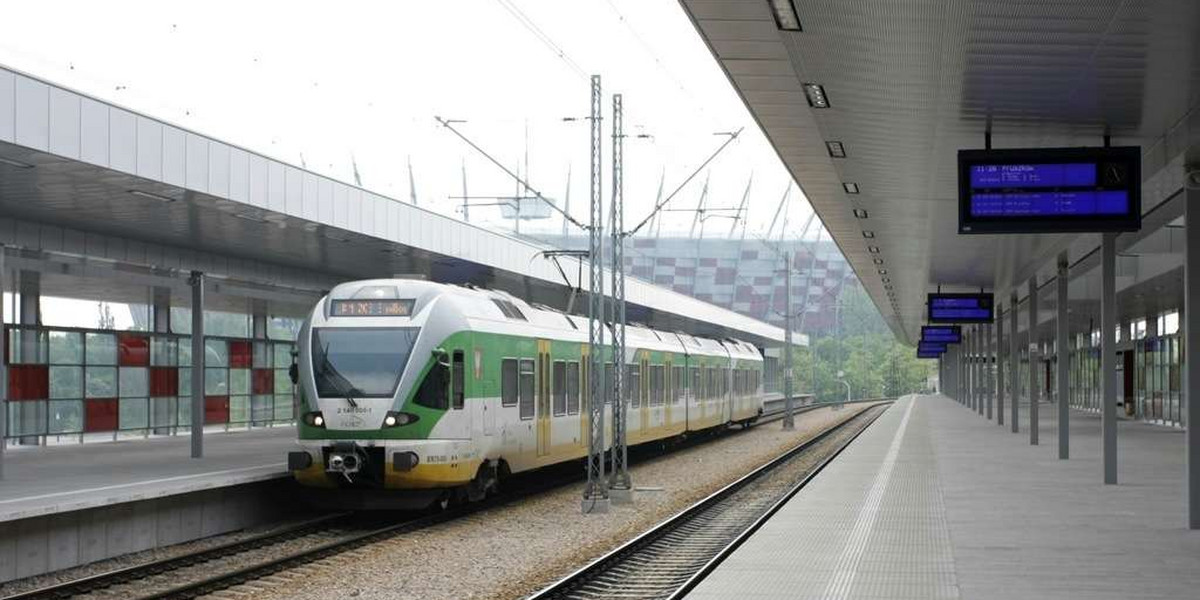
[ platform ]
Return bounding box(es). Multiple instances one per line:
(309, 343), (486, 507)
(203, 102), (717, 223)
(685, 395), (1200, 600)
(0, 427), (294, 523)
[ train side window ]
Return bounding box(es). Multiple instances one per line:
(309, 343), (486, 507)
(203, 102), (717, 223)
(627, 365), (640, 408)
(518, 359), (535, 419)
(501, 359), (518, 407)
(414, 361), (449, 410)
(672, 366), (683, 404)
(604, 363), (614, 405)
(691, 367), (700, 401)
(553, 360), (567, 416)
(567, 361), (580, 414)
(452, 351), (465, 410)
(655, 365), (665, 405)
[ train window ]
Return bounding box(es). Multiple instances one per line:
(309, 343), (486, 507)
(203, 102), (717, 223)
(655, 366), (665, 405)
(518, 359), (535, 419)
(627, 365), (640, 408)
(673, 366), (683, 404)
(604, 363), (614, 405)
(553, 360), (567, 416)
(567, 362), (580, 414)
(691, 367), (700, 401)
(414, 361), (449, 410)
(452, 351), (465, 410)
(501, 359), (518, 407)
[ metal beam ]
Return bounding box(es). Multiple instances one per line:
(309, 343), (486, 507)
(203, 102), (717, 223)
(1101, 232), (1118, 484)
(583, 74), (609, 513)
(609, 93), (631, 503)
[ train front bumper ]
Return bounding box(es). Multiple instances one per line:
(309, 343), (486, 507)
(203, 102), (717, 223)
(289, 440), (480, 490)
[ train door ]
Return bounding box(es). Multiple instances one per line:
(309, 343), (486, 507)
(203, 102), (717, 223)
(537, 339), (551, 457)
(640, 353), (650, 436)
(476, 347), (494, 437)
(579, 344), (589, 449)
(664, 355), (672, 429)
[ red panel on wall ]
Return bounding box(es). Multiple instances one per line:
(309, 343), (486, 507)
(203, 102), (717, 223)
(150, 367), (179, 397)
(85, 398), (119, 432)
(205, 395), (230, 424)
(229, 341), (252, 368)
(8, 365), (49, 400)
(252, 369), (274, 395)
(117, 333), (150, 366)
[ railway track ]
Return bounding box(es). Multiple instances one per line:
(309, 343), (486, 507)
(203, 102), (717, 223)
(527, 401), (889, 600)
(2, 399), (883, 600)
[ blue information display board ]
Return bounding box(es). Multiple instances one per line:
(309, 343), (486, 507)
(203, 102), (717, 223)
(958, 146), (1140, 234)
(918, 341), (948, 354)
(921, 325), (962, 344)
(928, 293), (994, 323)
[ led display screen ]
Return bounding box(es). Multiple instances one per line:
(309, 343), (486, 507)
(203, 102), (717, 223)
(330, 299), (416, 317)
(916, 350), (942, 359)
(921, 325), (962, 344)
(928, 293), (994, 323)
(917, 341), (948, 354)
(958, 146), (1141, 234)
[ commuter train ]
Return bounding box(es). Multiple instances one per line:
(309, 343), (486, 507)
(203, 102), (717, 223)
(287, 279), (765, 508)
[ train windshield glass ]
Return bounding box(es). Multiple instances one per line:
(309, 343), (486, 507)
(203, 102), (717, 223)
(311, 327), (420, 398)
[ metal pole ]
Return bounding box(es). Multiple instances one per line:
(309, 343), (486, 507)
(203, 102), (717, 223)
(1029, 277), (1039, 444)
(1057, 253), (1070, 459)
(582, 74), (609, 513)
(1101, 232), (1118, 484)
(783, 252), (795, 430)
(976, 325), (984, 414)
(1184, 178), (1200, 527)
(1011, 291), (1020, 433)
(0, 245), (6, 479)
(986, 321), (994, 420)
(997, 305), (1006, 426)
(190, 271), (205, 459)
(609, 93), (631, 502)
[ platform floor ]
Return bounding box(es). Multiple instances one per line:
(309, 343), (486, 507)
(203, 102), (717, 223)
(685, 395), (1200, 600)
(0, 427), (294, 523)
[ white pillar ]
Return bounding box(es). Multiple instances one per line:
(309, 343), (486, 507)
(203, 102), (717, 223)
(1057, 253), (1070, 459)
(1185, 175), (1200, 526)
(986, 321), (994, 420)
(190, 272), (205, 459)
(1101, 233), (1118, 484)
(997, 305), (1006, 426)
(1029, 277), (1039, 445)
(1011, 291), (1020, 433)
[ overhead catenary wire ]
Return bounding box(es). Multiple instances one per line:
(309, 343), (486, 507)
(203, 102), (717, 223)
(495, 0), (589, 81)
(626, 128), (743, 237)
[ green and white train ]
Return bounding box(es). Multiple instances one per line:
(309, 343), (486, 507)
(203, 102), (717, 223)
(288, 278), (766, 508)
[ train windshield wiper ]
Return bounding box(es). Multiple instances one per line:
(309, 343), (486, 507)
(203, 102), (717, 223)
(318, 343), (359, 408)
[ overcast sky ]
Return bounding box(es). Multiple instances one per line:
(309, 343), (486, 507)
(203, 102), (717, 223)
(0, 0), (822, 240)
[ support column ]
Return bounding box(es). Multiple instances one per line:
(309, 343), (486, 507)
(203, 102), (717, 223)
(153, 286), (172, 333)
(17, 271), (40, 446)
(1057, 254), (1070, 459)
(978, 324), (986, 416)
(251, 298), (268, 339)
(0, 247), (6, 478)
(1029, 277), (1039, 445)
(1011, 291), (1020, 433)
(997, 305), (1005, 426)
(1185, 176), (1200, 526)
(1101, 232), (1118, 484)
(190, 272), (205, 459)
(986, 320), (994, 420)
(151, 287), (173, 435)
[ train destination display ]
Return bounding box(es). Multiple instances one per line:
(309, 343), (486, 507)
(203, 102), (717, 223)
(921, 325), (962, 344)
(928, 293), (994, 323)
(330, 299), (416, 317)
(958, 146), (1141, 234)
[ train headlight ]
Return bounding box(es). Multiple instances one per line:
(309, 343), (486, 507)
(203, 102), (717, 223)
(382, 411), (418, 428)
(303, 411), (326, 428)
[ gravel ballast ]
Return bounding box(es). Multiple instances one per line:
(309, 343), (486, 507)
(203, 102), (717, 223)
(247, 404), (885, 600)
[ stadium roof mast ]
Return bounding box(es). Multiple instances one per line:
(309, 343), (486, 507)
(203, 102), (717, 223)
(729, 173), (753, 239)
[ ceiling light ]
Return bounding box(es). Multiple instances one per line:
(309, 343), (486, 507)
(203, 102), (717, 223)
(873, 258), (884, 265)
(768, 0), (802, 31)
(843, 182), (859, 194)
(803, 83), (829, 108)
(868, 245), (880, 253)
(853, 209), (868, 219)
(826, 141), (846, 158)
(128, 189), (176, 203)
(882, 277), (890, 283)
(878, 269), (888, 275)
(0, 156), (34, 169)
(862, 230), (875, 239)
(231, 212), (268, 224)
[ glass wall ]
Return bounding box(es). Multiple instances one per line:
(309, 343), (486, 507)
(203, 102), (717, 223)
(5, 323), (296, 444)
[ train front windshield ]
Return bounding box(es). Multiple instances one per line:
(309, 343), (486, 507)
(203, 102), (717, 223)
(311, 327), (420, 398)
